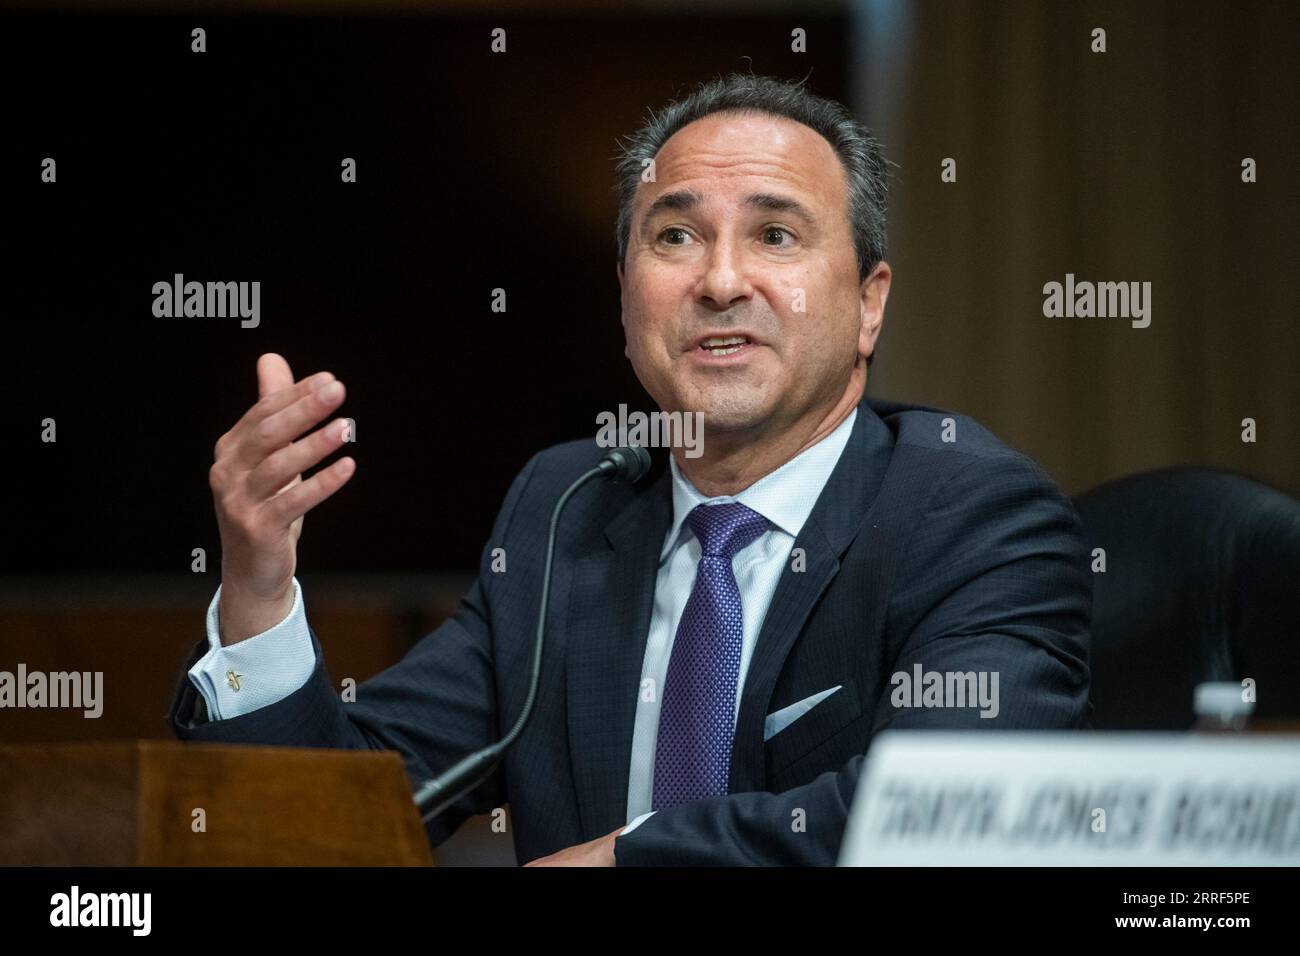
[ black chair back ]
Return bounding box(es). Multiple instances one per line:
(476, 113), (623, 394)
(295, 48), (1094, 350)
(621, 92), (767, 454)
(1074, 468), (1300, 729)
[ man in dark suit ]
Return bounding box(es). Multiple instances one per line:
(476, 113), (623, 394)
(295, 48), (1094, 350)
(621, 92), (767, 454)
(171, 74), (1091, 865)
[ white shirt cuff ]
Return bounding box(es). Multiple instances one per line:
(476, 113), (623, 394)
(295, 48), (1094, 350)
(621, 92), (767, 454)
(187, 577), (316, 721)
(620, 810), (657, 836)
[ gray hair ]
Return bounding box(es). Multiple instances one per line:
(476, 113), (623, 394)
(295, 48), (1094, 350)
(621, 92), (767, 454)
(614, 73), (890, 283)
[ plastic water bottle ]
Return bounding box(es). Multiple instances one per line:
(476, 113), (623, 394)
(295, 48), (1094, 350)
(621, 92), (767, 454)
(1192, 682), (1254, 733)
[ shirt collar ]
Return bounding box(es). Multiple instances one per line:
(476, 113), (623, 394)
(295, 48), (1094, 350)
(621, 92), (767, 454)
(662, 407), (858, 561)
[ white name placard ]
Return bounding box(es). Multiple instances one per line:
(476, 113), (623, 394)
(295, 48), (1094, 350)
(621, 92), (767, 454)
(838, 732), (1300, 866)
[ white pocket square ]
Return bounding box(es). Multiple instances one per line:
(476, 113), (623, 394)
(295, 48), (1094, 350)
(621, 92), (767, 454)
(763, 685), (842, 742)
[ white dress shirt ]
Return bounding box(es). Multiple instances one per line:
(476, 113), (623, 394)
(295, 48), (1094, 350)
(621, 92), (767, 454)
(189, 408), (858, 837)
(621, 408), (856, 832)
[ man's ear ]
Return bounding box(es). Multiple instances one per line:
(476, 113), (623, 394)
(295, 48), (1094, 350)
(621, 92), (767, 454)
(858, 260), (891, 361)
(616, 259), (625, 289)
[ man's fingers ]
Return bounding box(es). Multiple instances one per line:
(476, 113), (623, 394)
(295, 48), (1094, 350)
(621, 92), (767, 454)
(222, 371), (338, 457)
(263, 456), (356, 527)
(248, 371), (336, 424)
(256, 353), (296, 399)
(245, 416), (352, 501)
(236, 379), (346, 466)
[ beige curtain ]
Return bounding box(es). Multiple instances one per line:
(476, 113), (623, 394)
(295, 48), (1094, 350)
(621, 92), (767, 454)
(854, 0), (1298, 495)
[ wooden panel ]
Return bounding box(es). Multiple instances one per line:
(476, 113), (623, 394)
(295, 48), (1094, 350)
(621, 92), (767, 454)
(0, 741), (434, 866)
(136, 741), (433, 865)
(0, 741), (139, 865)
(0, 575), (468, 744)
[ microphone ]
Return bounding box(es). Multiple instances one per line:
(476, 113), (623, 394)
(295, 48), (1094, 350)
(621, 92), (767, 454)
(412, 445), (654, 823)
(596, 444), (652, 484)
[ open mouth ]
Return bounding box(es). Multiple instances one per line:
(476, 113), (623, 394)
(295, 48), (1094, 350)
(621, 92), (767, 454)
(698, 335), (752, 357)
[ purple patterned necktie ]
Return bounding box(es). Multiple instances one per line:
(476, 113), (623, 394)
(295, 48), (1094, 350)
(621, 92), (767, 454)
(652, 501), (771, 811)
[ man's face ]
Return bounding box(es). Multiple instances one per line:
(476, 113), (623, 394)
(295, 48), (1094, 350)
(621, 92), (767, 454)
(619, 110), (884, 437)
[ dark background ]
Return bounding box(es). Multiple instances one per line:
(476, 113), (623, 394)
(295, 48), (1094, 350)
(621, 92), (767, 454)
(4, 3), (1295, 582)
(1, 9), (849, 574)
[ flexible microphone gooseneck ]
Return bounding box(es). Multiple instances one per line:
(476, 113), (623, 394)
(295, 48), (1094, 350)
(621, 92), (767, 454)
(412, 444), (652, 823)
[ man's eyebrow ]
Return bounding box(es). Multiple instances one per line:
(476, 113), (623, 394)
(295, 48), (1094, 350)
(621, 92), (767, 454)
(744, 192), (819, 225)
(642, 189), (703, 223)
(638, 189), (820, 234)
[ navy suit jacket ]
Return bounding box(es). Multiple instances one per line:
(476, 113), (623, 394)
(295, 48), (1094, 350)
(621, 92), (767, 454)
(168, 396), (1092, 865)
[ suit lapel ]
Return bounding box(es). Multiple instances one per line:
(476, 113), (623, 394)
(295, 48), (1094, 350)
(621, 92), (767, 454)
(564, 399), (895, 828)
(728, 400), (895, 792)
(565, 472), (671, 839)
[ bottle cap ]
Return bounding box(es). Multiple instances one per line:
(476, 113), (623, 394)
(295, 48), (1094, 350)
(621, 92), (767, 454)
(1193, 681), (1255, 717)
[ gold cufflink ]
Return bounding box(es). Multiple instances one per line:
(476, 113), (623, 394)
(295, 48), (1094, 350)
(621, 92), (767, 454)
(226, 670), (243, 692)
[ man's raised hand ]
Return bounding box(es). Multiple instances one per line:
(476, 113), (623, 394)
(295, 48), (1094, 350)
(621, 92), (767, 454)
(209, 353), (356, 644)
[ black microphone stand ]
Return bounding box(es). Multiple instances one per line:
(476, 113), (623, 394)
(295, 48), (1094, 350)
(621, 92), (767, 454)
(412, 447), (650, 823)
